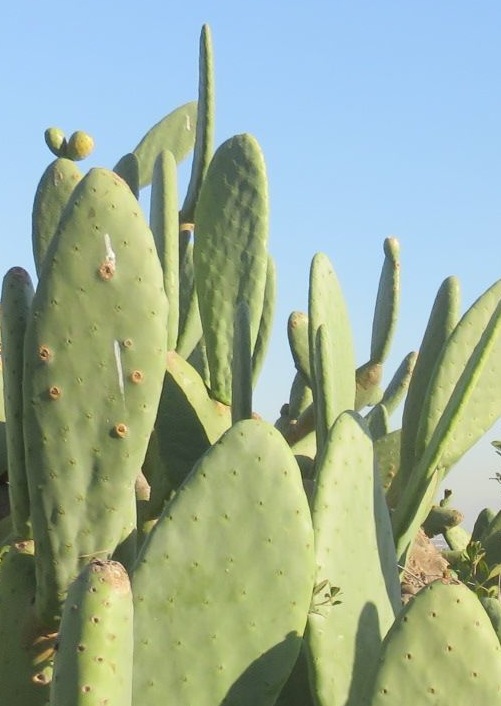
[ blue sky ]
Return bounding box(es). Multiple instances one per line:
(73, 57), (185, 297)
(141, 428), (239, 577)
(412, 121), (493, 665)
(2, 1), (501, 525)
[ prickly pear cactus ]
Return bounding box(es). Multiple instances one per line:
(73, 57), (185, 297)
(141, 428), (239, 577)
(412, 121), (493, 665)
(6, 21), (501, 706)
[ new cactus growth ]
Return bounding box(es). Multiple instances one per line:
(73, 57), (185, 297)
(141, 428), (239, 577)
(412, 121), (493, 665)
(31, 157), (82, 275)
(44, 128), (66, 158)
(65, 131), (95, 161)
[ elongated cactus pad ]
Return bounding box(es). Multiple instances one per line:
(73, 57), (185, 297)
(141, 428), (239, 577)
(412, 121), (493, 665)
(176, 242), (203, 359)
(308, 253), (356, 453)
(394, 288), (501, 559)
(232, 301), (253, 423)
(50, 560), (133, 706)
(150, 149), (179, 348)
(370, 237), (400, 364)
(391, 276), (460, 507)
(180, 23), (215, 223)
(306, 411), (401, 706)
(288, 311), (311, 383)
(194, 133), (269, 404)
(32, 157), (82, 275)
(23, 168), (168, 626)
(1, 267), (34, 538)
(252, 253), (276, 385)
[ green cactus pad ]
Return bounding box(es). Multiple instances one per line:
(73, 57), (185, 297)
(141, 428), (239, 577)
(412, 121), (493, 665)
(176, 241), (203, 359)
(443, 525), (471, 552)
(252, 254), (276, 386)
(393, 276), (460, 506)
(23, 168), (168, 626)
(1, 267), (34, 538)
(180, 23), (215, 224)
(288, 371), (313, 421)
(370, 237), (400, 364)
(418, 283), (494, 460)
(290, 427), (316, 479)
(44, 127), (66, 157)
(366, 403), (390, 441)
(312, 323), (338, 451)
(0, 540), (54, 705)
(232, 301), (253, 423)
(379, 351), (417, 416)
(51, 560), (133, 706)
(130, 101), (198, 187)
(374, 428), (401, 492)
(368, 580), (501, 705)
(422, 505), (464, 538)
(276, 647), (315, 706)
(355, 361), (384, 410)
(31, 157), (82, 275)
(153, 351), (231, 492)
(479, 596), (501, 644)
(288, 311), (311, 383)
(306, 411), (401, 706)
(150, 150), (179, 348)
(113, 153), (140, 198)
(188, 336), (211, 387)
(471, 507), (496, 543)
(132, 418), (315, 706)
(394, 285), (501, 558)
(308, 253), (356, 453)
(194, 133), (269, 404)
(481, 510), (501, 566)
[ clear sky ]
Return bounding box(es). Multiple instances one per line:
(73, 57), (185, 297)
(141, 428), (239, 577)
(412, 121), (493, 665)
(2, 1), (501, 526)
